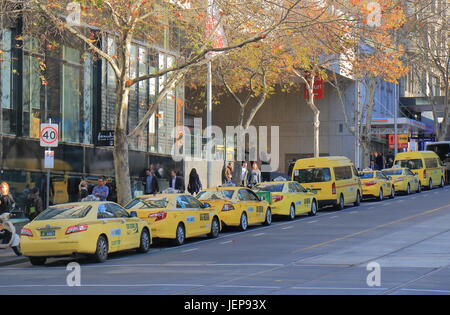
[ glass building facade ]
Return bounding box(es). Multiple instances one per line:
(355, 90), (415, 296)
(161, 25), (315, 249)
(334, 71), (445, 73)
(0, 23), (184, 209)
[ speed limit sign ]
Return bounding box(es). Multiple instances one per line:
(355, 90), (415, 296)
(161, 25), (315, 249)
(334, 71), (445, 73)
(40, 123), (59, 147)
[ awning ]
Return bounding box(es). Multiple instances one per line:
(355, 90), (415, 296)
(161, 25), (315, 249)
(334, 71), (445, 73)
(369, 118), (427, 134)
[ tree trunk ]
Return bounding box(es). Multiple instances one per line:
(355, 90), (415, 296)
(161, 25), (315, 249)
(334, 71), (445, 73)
(306, 78), (320, 158)
(312, 107), (320, 158)
(114, 83), (132, 205)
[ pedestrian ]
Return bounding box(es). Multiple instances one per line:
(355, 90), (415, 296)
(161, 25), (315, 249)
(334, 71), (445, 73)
(223, 162), (234, 185)
(143, 169), (159, 195)
(25, 187), (44, 220)
(105, 177), (117, 202)
(187, 168), (202, 195)
(79, 180), (89, 201)
(92, 177), (109, 201)
(375, 152), (384, 170)
(0, 182), (15, 215)
(248, 162), (262, 188)
(169, 170), (185, 193)
(241, 162), (249, 187)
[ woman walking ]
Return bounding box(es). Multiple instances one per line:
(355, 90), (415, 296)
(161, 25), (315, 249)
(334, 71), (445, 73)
(0, 182), (15, 215)
(187, 169), (202, 195)
(248, 162), (262, 188)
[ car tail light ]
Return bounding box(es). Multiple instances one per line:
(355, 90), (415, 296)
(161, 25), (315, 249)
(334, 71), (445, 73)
(66, 225), (88, 235)
(424, 170), (427, 178)
(20, 228), (33, 237)
(222, 204), (235, 211)
(149, 212), (167, 222)
(332, 182), (336, 195)
(273, 195), (284, 202)
(364, 182), (377, 186)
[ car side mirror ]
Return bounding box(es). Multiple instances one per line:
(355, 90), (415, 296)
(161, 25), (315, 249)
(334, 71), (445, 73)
(387, 176), (393, 180)
(202, 203), (211, 208)
(130, 211), (138, 218)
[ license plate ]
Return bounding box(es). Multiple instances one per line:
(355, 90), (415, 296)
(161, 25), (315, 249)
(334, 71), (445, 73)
(40, 230), (55, 237)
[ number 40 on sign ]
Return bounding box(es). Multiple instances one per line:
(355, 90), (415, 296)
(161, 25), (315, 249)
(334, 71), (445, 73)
(40, 123), (59, 148)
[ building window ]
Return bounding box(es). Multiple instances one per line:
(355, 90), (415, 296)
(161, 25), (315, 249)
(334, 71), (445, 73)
(1, 29), (15, 135)
(22, 41), (93, 144)
(22, 37), (42, 138)
(61, 46), (82, 143)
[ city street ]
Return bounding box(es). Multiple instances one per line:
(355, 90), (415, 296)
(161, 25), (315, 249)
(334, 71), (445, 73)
(2, 186), (450, 295)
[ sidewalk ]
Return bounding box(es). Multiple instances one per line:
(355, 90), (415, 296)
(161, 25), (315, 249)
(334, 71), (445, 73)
(0, 250), (28, 267)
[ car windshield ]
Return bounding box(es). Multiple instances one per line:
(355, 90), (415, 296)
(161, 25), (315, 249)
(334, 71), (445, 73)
(35, 205), (92, 220)
(197, 190), (234, 200)
(382, 169), (403, 176)
(396, 159), (423, 170)
(125, 198), (168, 209)
(293, 168), (332, 183)
(253, 184), (284, 193)
(359, 172), (375, 179)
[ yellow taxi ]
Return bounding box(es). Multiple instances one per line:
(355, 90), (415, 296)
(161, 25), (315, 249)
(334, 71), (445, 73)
(382, 167), (421, 195)
(394, 151), (445, 190)
(292, 157), (362, 210)
(359, 170), (395, 201)
(197, 187), (272, 231)
(252, 181), (318, 220)
(20, 202), (151, 266)
(125, 194), (221, 246)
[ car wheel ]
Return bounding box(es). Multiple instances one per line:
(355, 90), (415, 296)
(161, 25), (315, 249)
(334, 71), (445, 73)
(29, 257), (46, 266)
(429, 179), (433, 190)
(173, 223), (186, 246)
(309, 200), (317, 216)
(417, 183), (422, 193)
(208, 217), (220, 239)
(406, 184), (411, 195)
(92, 235), (108, 263)
(336, 194), (345, 210)
(440, 177), (445, 188)
(289, 204), (296, 220)
(263, 208), (272, 226)
(137, 228), (151, 253)
(354, 191), (361, 207)
(239, 212), (248, 231)
(378, 189), (384, 201)
(390, 187), (395, 199)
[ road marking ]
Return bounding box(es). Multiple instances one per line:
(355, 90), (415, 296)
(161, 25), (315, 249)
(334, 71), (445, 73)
(291, 286), (388, 291)
(215, 284), (281, 289)
(253, 233), (266, 237)
(0, 283), (206, 288)
(282, 226), (294, 230)
(181, 248), (199, 253)
(308, 220), (318, 224)
(220, 240), (233, 245)
(330, 216), (339, 219)
(291, 203), (450, 254)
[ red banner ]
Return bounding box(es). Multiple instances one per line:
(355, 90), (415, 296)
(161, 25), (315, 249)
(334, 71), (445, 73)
(304, 79), (324, 100)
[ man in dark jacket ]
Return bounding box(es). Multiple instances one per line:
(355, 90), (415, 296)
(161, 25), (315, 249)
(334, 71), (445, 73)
(25, 187), (44, 220)
(143, 169), (159, 194)
(169, 170), (185, 192)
